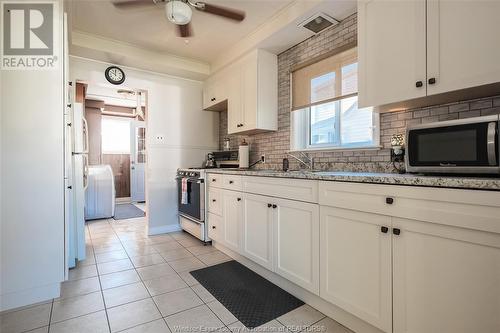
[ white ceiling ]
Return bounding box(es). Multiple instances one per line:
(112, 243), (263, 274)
(69, 0), (294, 63)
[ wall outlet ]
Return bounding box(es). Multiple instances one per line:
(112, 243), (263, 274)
(261, 154), (266, 163)
(154, 134), (165, 143)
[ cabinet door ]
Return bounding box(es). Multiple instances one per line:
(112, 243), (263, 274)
(426, 1), (500, 95)
(358, 0), (426, 107)
(273, 198), (319, 294)
(393, 217), (500, 333)
(207, 213), (222, 242)
(240, 53), (257, 131)
(320, 206), (392, 333)
(227, 67), (242, 134)
(241, 193), (273, 270)
(222, 190), (242, 252)
(203, 81), (216, 110)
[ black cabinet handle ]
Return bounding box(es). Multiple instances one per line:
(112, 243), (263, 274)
(212, 199), (216, 202)
(237, 198), (241, 201)
(67, 103), (72, 108)
(267, 203), (272, 208)
(211, 97), (216, 102)
(393, 228), (401, 235)
(381, 226), (389, 233)
(212, 226), (216, 229)
(229, 180), (234, 184)
(428, 77), (436, 85)
(212, 179), (216, 182)
(415, 81), (423, 88)
(272, 204), (277, 209)
(386, 197), (394, 205)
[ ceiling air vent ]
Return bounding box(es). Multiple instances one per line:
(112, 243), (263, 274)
(300, 13), (339, 34)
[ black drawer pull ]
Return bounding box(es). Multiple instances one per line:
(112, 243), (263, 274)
(415, 81), (423, 88)
(267, 204), (272, 208)
(212, 226), (216, 229)
(229, 180), (234, 184)
(272, 204), (277, 209)
(212, 178), (216, 182)
(428, 77), (436, 85)
(212, 199), (216, 202)
(237, 198), (241, 201)
(381, 226), (389, 233)
(386, 197), (394, 205)
(393, 228), (401, 236)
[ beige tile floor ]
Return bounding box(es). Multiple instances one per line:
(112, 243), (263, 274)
(0, 217), (352, 333)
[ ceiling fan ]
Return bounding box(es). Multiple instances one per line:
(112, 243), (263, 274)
(112, 0), (246, 38)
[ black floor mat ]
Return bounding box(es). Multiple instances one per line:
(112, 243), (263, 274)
(190, 260), (304, 328)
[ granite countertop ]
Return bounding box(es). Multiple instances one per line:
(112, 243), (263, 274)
(205, 169), (500, 191)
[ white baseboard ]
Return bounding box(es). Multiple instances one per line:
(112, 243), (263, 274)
(148, 223), (181, 235)
(0, 282), (60, 312)
(212, 241), (384, 333)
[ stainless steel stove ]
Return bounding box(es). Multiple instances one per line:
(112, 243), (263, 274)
(176, 168), (209, 242)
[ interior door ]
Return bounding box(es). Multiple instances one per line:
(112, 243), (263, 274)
(131, 120), (146, 202)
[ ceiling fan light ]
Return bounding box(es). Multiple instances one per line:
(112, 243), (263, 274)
(165, 1), (192, 25)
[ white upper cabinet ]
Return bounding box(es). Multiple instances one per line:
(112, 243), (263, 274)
(358, 0), (500, 108)
(426, 0), (500, 95)
(203, 73), (228, 111)
(203, 49), (278, 134)
(358, 0), (427, 108)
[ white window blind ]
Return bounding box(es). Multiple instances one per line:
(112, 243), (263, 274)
(290, 45), (379, 151)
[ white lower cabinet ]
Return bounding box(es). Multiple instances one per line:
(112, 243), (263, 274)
(392, 217), (500, 333)
(207, 212), (222, 242)
(320, 206), (392, 332)
(274, 198), (320, 294)
(222, 190), (242, 252)
(241, 193), (274, 270)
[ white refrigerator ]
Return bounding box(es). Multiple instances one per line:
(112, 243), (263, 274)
(66, 101), (88, 269)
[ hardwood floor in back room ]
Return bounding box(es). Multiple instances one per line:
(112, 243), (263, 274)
(0, 217), (351, 333)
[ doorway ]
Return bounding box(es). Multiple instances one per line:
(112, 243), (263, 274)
(83, 83), (148, 218)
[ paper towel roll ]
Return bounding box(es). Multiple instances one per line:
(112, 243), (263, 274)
(239, 141), (249, 168)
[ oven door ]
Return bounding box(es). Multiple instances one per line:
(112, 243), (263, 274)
(406, 117), (499, 174)
(177, 177), (205, 222)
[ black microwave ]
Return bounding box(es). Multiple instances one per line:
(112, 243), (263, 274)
(406, 115), (500, 174)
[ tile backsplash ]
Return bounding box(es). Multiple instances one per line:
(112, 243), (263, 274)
(218, 13), (500, 173)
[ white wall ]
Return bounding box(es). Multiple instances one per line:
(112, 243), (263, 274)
(0, 3), (65, 311)
(70, 57), (219, 234)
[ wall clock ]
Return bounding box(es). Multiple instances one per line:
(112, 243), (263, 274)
(105, 66), (125, 85)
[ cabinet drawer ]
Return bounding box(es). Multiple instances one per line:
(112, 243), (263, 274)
(208, 188), (222, 216)
(222, 175), (242, 191)
(243, 176), (318, 203)
(207, 174), (223, 188)
(319, 181), (500, 234)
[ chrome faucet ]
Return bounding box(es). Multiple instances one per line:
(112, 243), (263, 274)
(286, 151), (314, 170)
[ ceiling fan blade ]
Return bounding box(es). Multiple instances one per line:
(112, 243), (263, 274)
(196, 2), (245, 21)
(177, 23), (192, 38)
(112, 0), (157, 9)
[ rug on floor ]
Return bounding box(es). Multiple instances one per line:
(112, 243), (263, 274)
(190, 260), (304, 328)
(113, 203), (145, 220)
